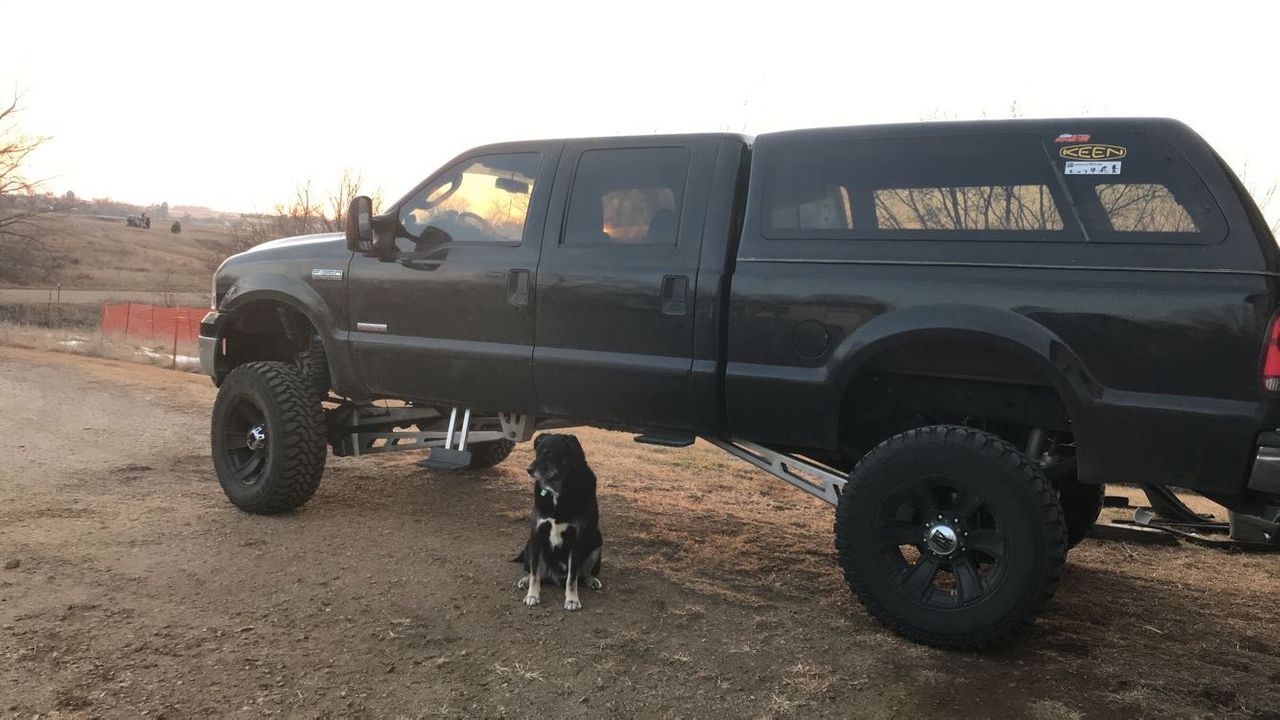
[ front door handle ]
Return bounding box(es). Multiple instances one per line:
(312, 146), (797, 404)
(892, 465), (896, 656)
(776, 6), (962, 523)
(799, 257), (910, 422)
(507, 269), (531, 307)
(661, 275), (689, 316)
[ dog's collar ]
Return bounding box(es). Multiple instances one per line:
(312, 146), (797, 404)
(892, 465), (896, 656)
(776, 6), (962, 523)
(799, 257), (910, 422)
(537, 484), (559, 504)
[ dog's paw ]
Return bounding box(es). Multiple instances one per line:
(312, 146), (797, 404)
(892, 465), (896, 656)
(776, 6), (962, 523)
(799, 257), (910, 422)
(586, 577), (603, 591)
(564, 598), (582, 611)
(515, 576), (530, 590)
(523, 593), (541, 606)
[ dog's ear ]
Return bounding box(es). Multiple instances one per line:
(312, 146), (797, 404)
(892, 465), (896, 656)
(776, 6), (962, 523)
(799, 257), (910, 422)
(567, 435), (584, 463)
(533, 433), (549, 452)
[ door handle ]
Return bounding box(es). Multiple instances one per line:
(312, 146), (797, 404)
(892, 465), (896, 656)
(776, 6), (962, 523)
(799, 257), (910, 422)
(507, 269), (531, 307)
(661, 275), (689, 316)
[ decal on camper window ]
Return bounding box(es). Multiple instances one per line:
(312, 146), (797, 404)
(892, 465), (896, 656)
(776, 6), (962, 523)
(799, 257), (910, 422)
(1060, 144), (1127, 160)
(1064, 161), (1122, 175)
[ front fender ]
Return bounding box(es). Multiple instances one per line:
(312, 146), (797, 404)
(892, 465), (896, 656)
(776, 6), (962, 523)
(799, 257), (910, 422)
(222, 274), (337, 340)
(217, 274), (367, 399)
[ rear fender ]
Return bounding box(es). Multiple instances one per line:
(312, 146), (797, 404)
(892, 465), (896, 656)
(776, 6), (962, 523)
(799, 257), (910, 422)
(830, 305), (1103, 474)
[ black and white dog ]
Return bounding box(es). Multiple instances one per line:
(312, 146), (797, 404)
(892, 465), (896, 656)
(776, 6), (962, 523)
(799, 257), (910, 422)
(513, 433), (603, 610)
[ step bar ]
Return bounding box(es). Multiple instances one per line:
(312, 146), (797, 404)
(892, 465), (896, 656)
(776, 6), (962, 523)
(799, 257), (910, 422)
(330, 404), (502, 461)
(703, 438), (847, 506)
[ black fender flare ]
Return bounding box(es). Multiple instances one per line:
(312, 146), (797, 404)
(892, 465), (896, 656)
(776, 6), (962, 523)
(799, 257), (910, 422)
(217, 274), (367, 399)
(827, 304), (1104, 478)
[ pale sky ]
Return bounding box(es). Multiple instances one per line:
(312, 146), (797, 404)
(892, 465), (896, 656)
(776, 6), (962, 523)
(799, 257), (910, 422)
(4, 0), (1279, 225)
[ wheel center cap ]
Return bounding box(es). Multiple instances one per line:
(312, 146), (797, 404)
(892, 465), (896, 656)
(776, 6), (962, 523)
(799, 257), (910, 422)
(926, 524), (960, 556)
(246, 425), (267, 451)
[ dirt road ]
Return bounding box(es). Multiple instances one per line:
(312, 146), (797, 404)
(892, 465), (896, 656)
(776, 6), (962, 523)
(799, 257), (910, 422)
(1, 348), (1278, 718)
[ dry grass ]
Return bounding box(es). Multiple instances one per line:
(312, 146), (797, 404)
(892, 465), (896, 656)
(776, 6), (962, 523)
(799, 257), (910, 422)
(7, 213), (232, 292)
(0, 321), (201, 372)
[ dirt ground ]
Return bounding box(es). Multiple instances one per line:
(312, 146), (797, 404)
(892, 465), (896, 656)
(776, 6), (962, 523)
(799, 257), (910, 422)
(1, 347), (1278, 719)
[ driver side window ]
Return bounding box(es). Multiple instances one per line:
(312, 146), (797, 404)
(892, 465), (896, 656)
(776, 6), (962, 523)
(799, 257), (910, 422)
(399, 153), (542, 244)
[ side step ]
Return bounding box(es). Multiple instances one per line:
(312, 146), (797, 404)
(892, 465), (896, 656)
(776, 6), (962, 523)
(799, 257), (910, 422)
(417, 408), (473, 470)
(703, 437), (847, 506)
(331, 404), (501, 461)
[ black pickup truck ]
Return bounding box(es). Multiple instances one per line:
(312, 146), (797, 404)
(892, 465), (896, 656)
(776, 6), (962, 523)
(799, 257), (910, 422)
(200, 118), (1280, 648)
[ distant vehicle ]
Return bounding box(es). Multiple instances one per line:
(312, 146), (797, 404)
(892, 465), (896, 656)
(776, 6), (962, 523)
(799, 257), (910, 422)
(199, 118), (1280, 649)
(126, 213), (151, 229)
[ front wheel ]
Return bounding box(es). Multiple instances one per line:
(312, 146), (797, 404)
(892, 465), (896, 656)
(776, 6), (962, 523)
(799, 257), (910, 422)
(211, 361), (327, 514)
(834, 425), (1067, 649)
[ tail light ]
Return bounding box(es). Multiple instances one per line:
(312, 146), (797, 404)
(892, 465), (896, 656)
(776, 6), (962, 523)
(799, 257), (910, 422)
(1264, 315), (1280, 391)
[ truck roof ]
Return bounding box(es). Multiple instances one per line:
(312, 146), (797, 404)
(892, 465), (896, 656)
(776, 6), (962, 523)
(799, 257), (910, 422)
(756, 117), (1197, 143)
(491, 118), (1197, 148)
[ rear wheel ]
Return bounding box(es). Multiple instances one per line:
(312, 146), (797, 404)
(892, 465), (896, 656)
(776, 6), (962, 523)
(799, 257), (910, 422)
(465, 439), (517, 470)
(834, 425), (1067, 649)
(211, 361), (326, 514)
(1049, 460), (1104, 549)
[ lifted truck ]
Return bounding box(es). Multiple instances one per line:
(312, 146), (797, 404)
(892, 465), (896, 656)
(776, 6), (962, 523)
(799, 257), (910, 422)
(201, 118), (1280, 649)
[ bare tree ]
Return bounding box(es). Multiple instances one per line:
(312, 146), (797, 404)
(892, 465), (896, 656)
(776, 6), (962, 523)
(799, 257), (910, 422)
(1237, 161), (1280, 237)
(0, 94), (62, 284)
(207, 170), (382, 268)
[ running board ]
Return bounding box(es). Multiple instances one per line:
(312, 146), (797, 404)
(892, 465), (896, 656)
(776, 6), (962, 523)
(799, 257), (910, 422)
(331, 404), (500, 460)
(704, 438), (847, 506)
(634, 432), (695, 447)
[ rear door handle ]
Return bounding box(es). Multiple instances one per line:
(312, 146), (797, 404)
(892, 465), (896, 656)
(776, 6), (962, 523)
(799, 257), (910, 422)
(507, 269), (531, 307)
(661, 275), (689, 316)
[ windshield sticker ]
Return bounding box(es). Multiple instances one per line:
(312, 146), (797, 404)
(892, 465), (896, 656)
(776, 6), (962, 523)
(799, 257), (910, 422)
(1065, 161), (1122, 175)
(1060, 144), (1127, 160)
(1054, 133), (1091, 143)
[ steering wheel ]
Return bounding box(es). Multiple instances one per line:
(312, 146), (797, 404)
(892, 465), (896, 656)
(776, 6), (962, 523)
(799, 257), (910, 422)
(455, 211), (492, 235)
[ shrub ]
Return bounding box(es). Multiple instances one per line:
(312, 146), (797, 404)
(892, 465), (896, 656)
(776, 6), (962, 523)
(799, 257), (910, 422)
(170, 221), (182, 234)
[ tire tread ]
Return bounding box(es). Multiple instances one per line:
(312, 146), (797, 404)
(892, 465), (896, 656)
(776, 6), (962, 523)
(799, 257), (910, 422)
(212, 361), (326, 514)
(834, 424), (1067, 650)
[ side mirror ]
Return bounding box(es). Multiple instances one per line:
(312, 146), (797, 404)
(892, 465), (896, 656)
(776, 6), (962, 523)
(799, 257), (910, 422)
(345, 196), (375, 253)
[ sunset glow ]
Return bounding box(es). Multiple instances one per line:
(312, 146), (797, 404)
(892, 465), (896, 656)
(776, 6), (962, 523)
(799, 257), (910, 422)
(3, 0), (1278, 227)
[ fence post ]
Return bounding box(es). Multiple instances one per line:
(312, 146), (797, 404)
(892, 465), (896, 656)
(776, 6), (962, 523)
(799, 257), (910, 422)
(123, 303), (132, 336)
(172, 308), (180, 369)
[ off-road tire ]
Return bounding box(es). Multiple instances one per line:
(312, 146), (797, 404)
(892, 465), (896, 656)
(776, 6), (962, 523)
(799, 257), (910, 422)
(1050, 460), (1104, 549)
(834, 425), (1067, 650)
(211, 361), (326, 514)
(297, 336), (330, 402)
(466, 439), (517, 470)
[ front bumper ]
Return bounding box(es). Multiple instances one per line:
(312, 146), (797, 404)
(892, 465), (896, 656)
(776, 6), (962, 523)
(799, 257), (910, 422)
(199, 311), (223, 381)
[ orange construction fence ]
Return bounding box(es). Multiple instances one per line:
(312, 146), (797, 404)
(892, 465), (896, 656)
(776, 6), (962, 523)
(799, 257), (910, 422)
(101, 303), (206, 344)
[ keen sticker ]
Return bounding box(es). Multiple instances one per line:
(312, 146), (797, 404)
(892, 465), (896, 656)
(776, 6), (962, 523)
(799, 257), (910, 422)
(1059, 144), (1127, 160)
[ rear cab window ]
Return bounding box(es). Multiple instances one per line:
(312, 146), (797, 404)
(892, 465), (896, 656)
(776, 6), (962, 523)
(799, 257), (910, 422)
(757, 126), (1227, 245)
(563, 147), (690, 246)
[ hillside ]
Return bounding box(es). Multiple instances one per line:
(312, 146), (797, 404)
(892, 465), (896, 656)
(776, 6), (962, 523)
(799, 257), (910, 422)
(8, 213), (234, 292)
